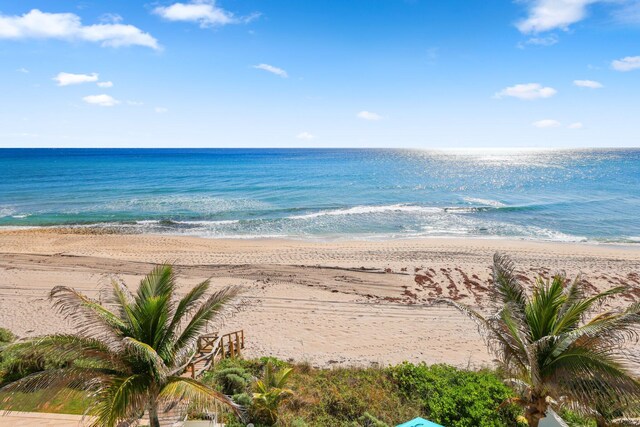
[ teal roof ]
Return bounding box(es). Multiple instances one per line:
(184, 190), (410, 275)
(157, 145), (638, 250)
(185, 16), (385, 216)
(396, 417), (445, 427)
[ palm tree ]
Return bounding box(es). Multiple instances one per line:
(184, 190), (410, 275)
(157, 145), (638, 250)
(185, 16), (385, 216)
(252, 361), (294, 425)
(0, 264), (242, 427)
(442, 253), (640, 427)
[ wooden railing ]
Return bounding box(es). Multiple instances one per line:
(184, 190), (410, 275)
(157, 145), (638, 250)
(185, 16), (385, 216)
(185, 330), (245, 378)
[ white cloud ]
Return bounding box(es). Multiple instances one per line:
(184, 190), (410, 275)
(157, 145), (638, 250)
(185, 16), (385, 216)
(252, 63), (288, 78)
(568, 122), (584, 129)
(0, 9), (159, 49)
(16, 67), (29, 73)
(516, 0), (640, 34)
(494, 83), (557, 100)
(97, 81), (113, 88)
(518, 34), (559, 48)
(611, 56), (640, 71)
(296, 132), (315, 140)
(53, 72), (98, 86)
(611, 1), (640, 25)
(357, 111), (383, 121)
(516, 0), (597, 33)
(154, 1), (259, 28)
(532, 119), (561, 128)
(99, 13), (123, 24)
(573, 79), (603, 88)
(155, 107), (169, 113)
(82, 94), (119, 107)
(127, 100), (144, 106)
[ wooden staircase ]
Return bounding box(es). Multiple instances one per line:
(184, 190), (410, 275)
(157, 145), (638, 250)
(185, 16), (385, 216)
(185, 330), (245, 379)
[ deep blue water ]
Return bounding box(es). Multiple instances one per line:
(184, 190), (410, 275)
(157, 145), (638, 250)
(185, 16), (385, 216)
(1, 148), (639, 242)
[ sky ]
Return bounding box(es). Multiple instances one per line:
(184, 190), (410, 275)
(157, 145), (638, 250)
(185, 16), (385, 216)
(0, 0), (639, 148)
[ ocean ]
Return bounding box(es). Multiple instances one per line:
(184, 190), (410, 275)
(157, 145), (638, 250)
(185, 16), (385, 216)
(1, 148), (639, 243)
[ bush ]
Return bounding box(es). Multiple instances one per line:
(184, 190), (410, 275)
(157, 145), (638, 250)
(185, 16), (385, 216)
(213, 367), (253, 395)
(388, 363), (521, 427)
(0, 328), (15, 345)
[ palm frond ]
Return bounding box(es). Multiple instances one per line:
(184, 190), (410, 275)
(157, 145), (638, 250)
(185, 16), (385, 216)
(159, 280), (211, 362)
(135, 264), (176, 304)
(436, 299), (529, 373)
(159, 376), (241, 417)
(546, 347), (640, 406)
(9, 334), (127, 372)
(50, 286), (127, 349)
(109, 278), (139, 336)
(0, 367), (109, 412)
(492, 253), (527, 312)
(525, 275), (567, 341)
(171, 285), (242, 364)
(273, 367), (293, 389)
(552, 285), (628, 336)
(553, 301), (640, 357)
(88, 374), (151, 427)
(121, 337), (168, 381)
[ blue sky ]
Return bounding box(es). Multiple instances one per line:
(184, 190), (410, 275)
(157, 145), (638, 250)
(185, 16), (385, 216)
(0, 0), (639, 148)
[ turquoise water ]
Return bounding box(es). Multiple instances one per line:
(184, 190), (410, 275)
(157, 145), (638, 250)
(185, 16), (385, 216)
(1, 148), (639, 243)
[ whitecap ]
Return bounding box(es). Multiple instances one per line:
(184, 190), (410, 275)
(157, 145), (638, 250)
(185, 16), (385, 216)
(462, 197), (506, 208)
(288, 204), (442, 220)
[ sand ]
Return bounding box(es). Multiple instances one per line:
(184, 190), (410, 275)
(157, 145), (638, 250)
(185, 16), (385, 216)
(0, 229), (639, 370)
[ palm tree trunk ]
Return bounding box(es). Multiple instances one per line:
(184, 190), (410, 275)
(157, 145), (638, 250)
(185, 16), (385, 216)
(524, 396), (548, 427)
(148, 399), (161, 427)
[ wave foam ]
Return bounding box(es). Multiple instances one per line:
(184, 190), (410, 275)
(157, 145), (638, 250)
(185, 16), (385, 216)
(462, 197), (506, 208)
(0, 207), (17, 218)
(98, 196), (270, 215)
(289, 204), (441, 220)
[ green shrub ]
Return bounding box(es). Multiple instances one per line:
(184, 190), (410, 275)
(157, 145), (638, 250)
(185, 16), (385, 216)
(0, 328), (15, 345)
(259, 356), (290, 369)
(213, 367), (253, 395)
(388, 363), (521, 427)
(232, 392), (252, 407)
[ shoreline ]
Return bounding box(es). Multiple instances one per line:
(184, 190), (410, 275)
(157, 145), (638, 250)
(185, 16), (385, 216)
(1, 225), (639, 249)
(1, 229), (639, 369)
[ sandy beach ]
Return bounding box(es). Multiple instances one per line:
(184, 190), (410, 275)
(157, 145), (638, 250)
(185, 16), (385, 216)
(1, 229), (639, 370)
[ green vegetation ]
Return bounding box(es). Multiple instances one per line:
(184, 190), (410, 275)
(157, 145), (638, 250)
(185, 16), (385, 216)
(253, 361), (294, 425)
(389, 362), (522, 427)
(443, 253), (640, 427)
(0, 264), (242, 427)
(0, 328), (15, 345)
(197, 357), (524, 426)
